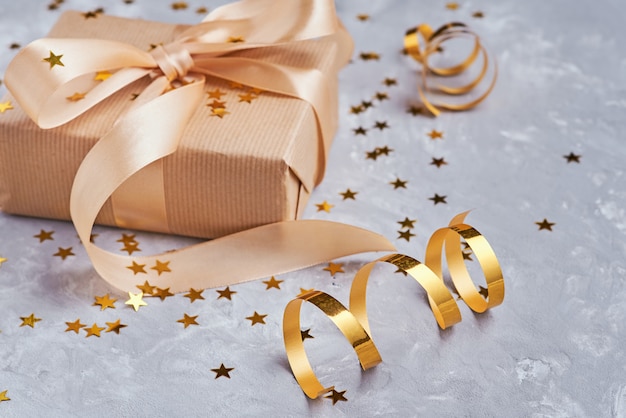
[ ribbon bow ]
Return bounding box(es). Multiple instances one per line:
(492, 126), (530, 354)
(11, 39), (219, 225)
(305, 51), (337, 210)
(5, 0), (395, 293)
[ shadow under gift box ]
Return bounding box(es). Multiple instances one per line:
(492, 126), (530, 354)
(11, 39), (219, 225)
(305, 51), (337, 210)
(0, 11), (345, 239)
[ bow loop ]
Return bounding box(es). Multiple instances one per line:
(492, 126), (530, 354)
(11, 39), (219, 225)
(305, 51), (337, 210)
(150, 42), (194, 82)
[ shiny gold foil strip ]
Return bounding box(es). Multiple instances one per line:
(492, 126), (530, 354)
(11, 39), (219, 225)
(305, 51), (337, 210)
(404, 22), (497, 116)
(283, 212), (505, 398)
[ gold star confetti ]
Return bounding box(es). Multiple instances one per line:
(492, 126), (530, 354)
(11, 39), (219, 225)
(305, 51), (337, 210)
(0, 256), (6, 267)
(184, 288), (205, 303)
(127, 261), (147, 275)
(229, 81), (244, 89)
(339, 189), (358, 200)
(207, 88), (226, 99)
(34, 229), (54, 242)
(20, 313), (41, 328)
(361, 100), (374, 109)
(462, 251), (473, 261)
(323, 262), (344, 277)
(446, 2), (460, 10)
(398, 229), (415, 241)
(94, 71), (112, 81)
(431, 157), (448, 168)
(43, 51), (64, 69)
(217, 286), (237, 300)
(349, 105), (364, 114)
(196, 6), (208, 13)
(478, 286), (489, 298)
(472, 11), (484, 18)
(325, 389), (348, 405)
(125, 291), (147, 311)
(353, 126), (367, 136)
(366, 150), (380, 161)
(301, 329), (314, 341)
(105, 319), (127, 334)
(84, 323), (105, 338)
(263, 276), (283, 290)
(121, 242), (141, 255)
(395, 266), (408, 276)
(154, 287), (174, 301)
(93, 294), (117, 311)
(136, 280), (155, 295)
(246, 311), (267, 326)
(177, 313), (199, 328)
(82, 11), (98, 19)
(227, 36), (245, 43)
(356, 14), (370, 21)
(315, 201), (334, 213)
(66, 92), (86, 102)
(383, 77), (397, 86)
(359, 52), (380, 61)
(390, 178), (407, 189)
(535, 219), (555, 231)
(211, 364), (234, 379)
(0, 101), (14, 113)
(53, 247), (74, 260)
(407, 105), (424, 116)
(130, 93), (140, 100)
(298, 288), (315, 296)
(374, 91), (389, 101)
(64, 319), (85, 333)
(8, 42), (18, 49)
(238, 92), (257, 103)
(374, 121), (389, 130)
(429, 193), (447, 205)
(563, 152), (581, 163)
(377, 146), (393, 156)
(428, 129), (444, 139)
(398, 217), (417, 229)
(207, 99), (226, 109)
(117, 233), (137, 245)
(210, 108), (230, 118)
(148, 43), (163, 52)
(151, 260), (171, 275)
(171, 2), (188, 10)
(0, 390), (9, 402)
(249, 87), (264, 95)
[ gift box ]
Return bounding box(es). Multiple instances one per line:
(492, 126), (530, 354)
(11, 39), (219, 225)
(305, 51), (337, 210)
(0, 8), (350, 239)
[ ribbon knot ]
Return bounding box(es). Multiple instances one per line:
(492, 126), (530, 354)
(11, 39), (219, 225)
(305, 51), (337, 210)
(150, 42), (194, 82)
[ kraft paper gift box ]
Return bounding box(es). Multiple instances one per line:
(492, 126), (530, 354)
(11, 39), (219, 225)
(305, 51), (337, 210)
(0, 10), (349, 239)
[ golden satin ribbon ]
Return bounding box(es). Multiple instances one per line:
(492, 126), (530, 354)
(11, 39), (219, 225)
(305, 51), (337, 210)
(283, 212), (504, 398)
(4, 0), (396, 293)
(404, 22), (497, 116)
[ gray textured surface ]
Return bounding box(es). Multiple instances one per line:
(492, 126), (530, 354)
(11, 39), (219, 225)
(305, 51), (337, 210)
(1, 0), (625, 417)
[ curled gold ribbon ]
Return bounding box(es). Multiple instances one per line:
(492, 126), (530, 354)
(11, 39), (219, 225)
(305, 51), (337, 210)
(283, 212), (504, 398)
(404, 22), (497, 116)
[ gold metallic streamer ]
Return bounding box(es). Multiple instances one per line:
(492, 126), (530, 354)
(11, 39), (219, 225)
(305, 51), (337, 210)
(283, 212), (505, 398)
(404, 22), (497, 116)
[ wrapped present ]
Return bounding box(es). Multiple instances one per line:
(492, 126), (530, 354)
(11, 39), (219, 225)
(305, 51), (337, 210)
(0, 4), (348, 239)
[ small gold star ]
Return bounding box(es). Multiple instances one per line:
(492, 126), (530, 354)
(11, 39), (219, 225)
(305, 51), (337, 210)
(478, 286), (489, 298)
(207, 100), (227, 109)
(151, 260), (171, 275)
(117, 233), (137, 245)
(53, 247), (74, 260)
(446, 2), (460, 10)
(217, 287), (237, 300)
(84, 323), (105, 338)
(130, 93), (140, 101)
(359, 52), (380, 61)
(207, 89), (226, 99)
(211, 108), (230, 118)
(298, 288), (315, 296)
(20, 313), (41, 328)
(125, 291), (147, 311)
(383, 77), (397, 86)
(0, 390), (9, 402)
(535, 219), (555, 231)
(246, 311), (267, 326)
(361, 100), (374, 109)
(429, 193), (447, 205)
(82, 11), (98, 19)
(398, 230), (415, 241)
(0, 257), (6, 267)
(349, 105), (364, 114)
(171, 2), (188, 10)
(229, 81), (244, 89)
(249, 87), (264, 95)
(184, 288), (205, 303)
(374, 91), (388, 101)
(374, 121), (389, 130)
(563, 152), (581, 163)
(366, 150), (380, 161)
(356, 14), (370, 21)
(431, 157), (448, 168)
(105, 319), (127, 334)
(238, 92), (257, 103)
(315, 201), (334, 213)
(154, 287), (174, 301)
(472, 11), (484, 18)
(64, 318), (85, 333)
(390, 178), (407, 189)
(177, 313), (199, 328)
(211, 363), (234, 379)
(0, 101), (14, 113)
(462, 251), (473, 261)
(66, 92), (86, 102)
(377, 146), (393, 156)
(398, 217), (417, 229)
(428, 130), (444, 139)
(127, 261), (147, 275)
(339, 189), (358, 200)
(325, 389), (348, 405)
(263, 276), (283, 290)
(94, 71), (112, 81)
(227, 36), (245, 43)
(121, 242), (141, 255)
(43, 51), (64, 69)
(395, 267), (408, 276)
(34, 229), (54, 242)
(93, 294), (117, 311)
(136, 280), (155, 295)
(323, 262), (344, 276)
(353, 126), (367, 136)
(301, 329), (314, 341)
(407, 105), (424, 116)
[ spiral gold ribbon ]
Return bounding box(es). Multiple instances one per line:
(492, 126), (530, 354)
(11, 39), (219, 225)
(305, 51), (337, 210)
(4, 0), (396, 293)
(283, 212), (504, 398)
(404, 22), (497, 116)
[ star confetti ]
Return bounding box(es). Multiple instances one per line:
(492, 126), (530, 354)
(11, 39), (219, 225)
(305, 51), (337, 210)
(153, 287), (174, 301)
(171, 2), (188, 10)
(184, 288), (205, 302)
(359, 52), (380, 61)
(315, 201), (334, 213)
(121, 242), (141, 255)
(462, 251), (473, 261)
(390, 178), (408, 189)
(246, 311), (267, 326)
(429, 193), (447, 205)
(196, 7), (208, 14)
(263, 276), (283, 290)
(94, 71), (112, 81)
(563, 152), (581, 163)
(397, 217), (417, 229)
(473, 11), (484, 18)
(66, 92), (86, 102)
(0, 101), (14, 113)
(105, 319), (127, 334)
(407, 105), (425, 116)
(227, 36), (245, 43)
(53, 247), (74, 260)
(20, 313), (41, 328)
(535, 219), (555, 231)
(323, 262), (344, 277)
(136, 280), (155, 295)
(446, 2), (460, 10)
(207, 99), (226, 109)
(65, 319), (85, 333)
(361, 100), (374, 109)
(339, 189), (358, 200)
(356, 14), (370, 21)
(0, 390), (9, 402)
(0, 256), (6, 267)
(374, 91), (389, 101)
(43, 51), (64, 69)
(350, 105), (364, 114)
(238, 92), (257, 103)
(211, 364), (234, 379)
(93, 294), (117, 310)
(427, 129), (444, 139)
(325, 389), (348, 405)
(217, 287), (236, 300)
(177, 313), (199, 328)
(398, 230), (416, 241)
(34, 229), (54, 242)
(127, 261), (147, 275)
(300, 329), (314, 341)
(151, 260), (171, 275)
(210, 108), (230, 118)
(207, 89), (226, 99)
(125, 291), (147, 311)
(117, 233), (137, 245)
(298, 288), (315, 296)
(383, 77), (397, 86)
(353, 126), (368, 136)
(374, 121), (389, 130)
(84, 323), (105, 338)
(430, 157), (448, 168)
